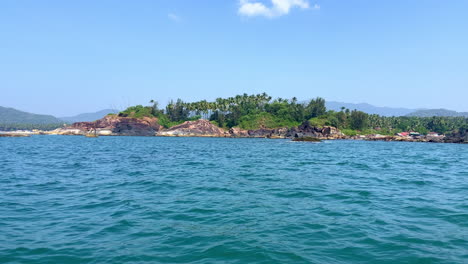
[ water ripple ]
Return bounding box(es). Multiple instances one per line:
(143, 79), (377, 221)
(0, 137), (467, 263)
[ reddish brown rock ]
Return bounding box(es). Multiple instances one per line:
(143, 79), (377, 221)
(70, 115), (162, 136)
(157, 119), (227, 137)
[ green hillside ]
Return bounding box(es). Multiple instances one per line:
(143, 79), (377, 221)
(0, 106), (65, 131)
(0, 106), (63, 124)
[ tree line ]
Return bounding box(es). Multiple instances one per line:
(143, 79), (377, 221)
(120, 93), (328, 129)
(118, 93), (467, 134)
(312, 110), (467, 135)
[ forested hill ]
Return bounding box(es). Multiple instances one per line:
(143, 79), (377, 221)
(0, 106), (63, 124)
(406, 109), (468, 118)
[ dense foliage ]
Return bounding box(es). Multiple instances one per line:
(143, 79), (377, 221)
(311, 111), (467, 135)
(144, 93), (327, 129)
(118, 93), (467, 134)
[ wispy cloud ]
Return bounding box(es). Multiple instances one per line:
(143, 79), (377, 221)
(168, 13), (181, 22)
(238, 0), (312, 18)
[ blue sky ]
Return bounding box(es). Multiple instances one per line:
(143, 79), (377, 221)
(1, 0), (467, 116)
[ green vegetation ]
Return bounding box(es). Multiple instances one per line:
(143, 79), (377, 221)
(316, 110), (467, 135)
(118, 93), (326, 130)
(117, 93), (467, 134)
(119, 105), (154, 119)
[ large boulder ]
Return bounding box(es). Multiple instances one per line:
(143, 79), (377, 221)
(228, 127), (288, 138)
(288, 121), (345, 139)
(157, 120), (226, 137)
(247, 128), (274, 138)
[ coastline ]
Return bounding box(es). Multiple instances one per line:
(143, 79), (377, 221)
(2, 118), (466, 144)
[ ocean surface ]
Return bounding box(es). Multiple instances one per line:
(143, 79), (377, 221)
(1, 136), (467, 264)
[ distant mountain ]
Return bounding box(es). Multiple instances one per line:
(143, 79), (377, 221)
(0, 106), (63, 124)
(406, 109), (468, 117)
(325, 101), (416, 117)
(60, 109), (118, 123)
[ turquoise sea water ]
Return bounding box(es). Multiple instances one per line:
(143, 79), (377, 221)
(0, 136), (467, 264)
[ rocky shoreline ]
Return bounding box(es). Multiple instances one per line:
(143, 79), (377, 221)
(1, 116), (467, 144)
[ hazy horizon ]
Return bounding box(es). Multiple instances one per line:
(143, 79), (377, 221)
(1, 97), (466, 118)
(1, 0), (467, 116)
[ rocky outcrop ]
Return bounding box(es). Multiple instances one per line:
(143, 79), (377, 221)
(287, 121), (346, 139)
(229, 127), (291, 138)
(25, 115), (468, 144)
(155, 120), (345, 139)
(228, 127), (250, 137)
(157, 120), (227, 137)
(247, 128), (277, 138)
(48, 115), (162, 136)
(45, 128), (85, 135)
(227, 121), (346, 139)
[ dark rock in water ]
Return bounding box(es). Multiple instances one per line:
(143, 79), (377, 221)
(292, 121), (345, 139)
(247, 128), (274, 138)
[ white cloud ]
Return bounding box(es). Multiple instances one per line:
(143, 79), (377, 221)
(238, 0), (311, 18)
(168, 13), (181, 22)
(312, 4), (320, 10)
